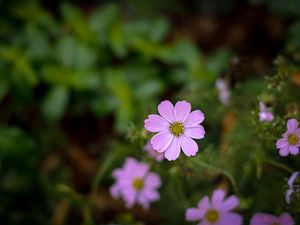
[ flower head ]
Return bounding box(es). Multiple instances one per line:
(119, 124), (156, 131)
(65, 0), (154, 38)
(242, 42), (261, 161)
(185, 189), (243, 225)
(259, 101), (274, 122)
(250, 212), (294, 225)
(286, 171), (300, 204)
(144, 100), (205, 161)
(276, 119), (300, 156)
(144, 141), (164, 161)
(216, 78), (231, 106)
(110, 157), (161, 209)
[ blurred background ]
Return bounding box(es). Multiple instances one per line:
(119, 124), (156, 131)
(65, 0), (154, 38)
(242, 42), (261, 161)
(1, 0), (300, 225)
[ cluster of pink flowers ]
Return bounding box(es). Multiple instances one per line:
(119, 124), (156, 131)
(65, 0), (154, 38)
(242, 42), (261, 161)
(185, 189), (295, 225)
(109, 100), (298, 224)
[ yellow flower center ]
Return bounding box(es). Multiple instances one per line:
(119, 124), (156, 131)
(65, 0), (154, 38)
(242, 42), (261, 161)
(132, 178), (144, 190)
(205, 209), (219, 223)
(288, 134), (299, 145)
(169, 122), (184, 136)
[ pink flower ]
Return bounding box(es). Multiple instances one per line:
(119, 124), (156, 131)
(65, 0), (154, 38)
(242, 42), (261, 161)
(216, 78), (230, 106)
(185, 189), (243, 225)
(144, 141), (164, 161)
(110, 157), (161, 209)
(286, 171), (300, 204)
(250, 212), (294, 225)
(276, 119), (300, 156)
(144, 100), (205, 161)
(258, 102), (274, 122)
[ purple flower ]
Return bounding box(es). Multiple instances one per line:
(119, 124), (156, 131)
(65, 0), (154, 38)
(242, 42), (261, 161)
(286, 171), (300, 204)
(144, 100), (205, 161)
(185, 189), (243, 225)
(250, 212), (294, 225)
(110, 157), (161, 209)
(258, 102), (274, 122)
(276, 119), (300, 156)
(144, 141), (164, 161)
(216, 78), (230, 106)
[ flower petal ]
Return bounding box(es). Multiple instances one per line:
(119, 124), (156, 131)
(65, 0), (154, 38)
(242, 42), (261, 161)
(151, 131), (173, 152)
(288, 172), (300, 186)
(276, 138), (288, 149)
(158, 100), (175, 123)
(250, 213), (277, 225)
(197, 196), (210, 217)
(285, 188), (294, 204)
(185, 125), (205, 139)
(164, 137), (181, 161)
(184, 110), (205, 127)
(219, 195), (239, 211)
(218, 212), (243, 225)
(179, 135), (198, 157)
(144, 114), (169, 132)
(185, 208), (202, 221)
(278, 212), (295, 225)
(175, 100), (191, 122)
(279, 145), (290, 157)
(290, 146), (299, 155)
(287, 119), (299, 132)
(145, 173), (161, 188)
(211, 189), (225, 208)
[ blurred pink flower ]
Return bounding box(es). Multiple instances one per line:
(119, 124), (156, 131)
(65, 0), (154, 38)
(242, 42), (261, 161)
(250, 212), (294, 225)
(110, 157), (161, 209)
(144, 140), (164, 161)
(286, 171), (300, 204)
(276, 119), (300, 156)
(185, 189), (243, 225)
(258, 102), (274, 122)
(216, 78), (230, 106)
(144, 100), (205, 161)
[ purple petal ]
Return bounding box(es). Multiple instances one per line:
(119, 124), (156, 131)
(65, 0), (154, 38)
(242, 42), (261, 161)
(141, 188), (160, 202)
(259, 102), (266, 112)
(219, 195), (239, 211)
(151, 131), (173, 152)
(158, 100), (175, 123)
(145, 173), (161, 188)
(137, 194), (150, 209)
(278, 212), (295, 225)
(144, 114), (169, 132)
(185, 125), (205, 139)
(287, 119), (299, 132)
(285, 188), (293, 204)
(288, 171), (300, 186)
(184, 110), (205, 127)
(250, 213), (277, 225)
(110, 184), (120, 198)
(279, 145), (290, 157)
(164, 137), (181, 161)
(290, 146), (299, 155)
(276, 138), (288, 149)
(174, 100), (191, 122)
(218, 212), (243, 225)
(123, 188), (137, 209)
(198, 221), (210, 225)
(185, 208), (202, 221)
(179, 135), (198, 157)
(211, 189), (225, 208)
(197, 196), (210, 217)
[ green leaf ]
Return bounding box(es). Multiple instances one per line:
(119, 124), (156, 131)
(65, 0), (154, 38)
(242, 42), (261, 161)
(41, 86), (69, 122)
